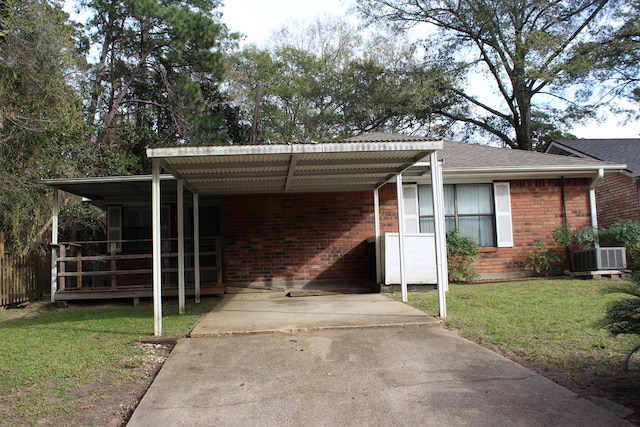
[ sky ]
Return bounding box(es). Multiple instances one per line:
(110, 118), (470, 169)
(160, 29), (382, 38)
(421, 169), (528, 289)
(220, 0), (350, 46)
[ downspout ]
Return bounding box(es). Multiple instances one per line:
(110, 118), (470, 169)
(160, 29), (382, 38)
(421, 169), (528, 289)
(590, 169), (604, 247)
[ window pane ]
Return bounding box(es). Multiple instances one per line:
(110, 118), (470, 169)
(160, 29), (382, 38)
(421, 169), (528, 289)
(459, 216), (495, 247)
(418, 185), (434, 216)
(457, 184), (493, 214)
(418, 184), (455, 215)
(419, 217), (434, 233)
(444, 185), (455, 215)
(445, 217), (456, 232)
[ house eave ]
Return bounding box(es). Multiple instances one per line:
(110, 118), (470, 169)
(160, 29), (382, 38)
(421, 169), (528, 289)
(442, 165), (626, 180)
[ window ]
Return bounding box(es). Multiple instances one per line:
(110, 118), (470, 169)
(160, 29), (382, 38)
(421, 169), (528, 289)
(107, 205), (171, 252)
(418, 184), (496, 247)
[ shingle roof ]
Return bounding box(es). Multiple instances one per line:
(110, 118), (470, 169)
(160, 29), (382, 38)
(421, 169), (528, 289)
(441, 140), (615, 170)
(547, 139), (640, 177)
(340, 132), (619, 169)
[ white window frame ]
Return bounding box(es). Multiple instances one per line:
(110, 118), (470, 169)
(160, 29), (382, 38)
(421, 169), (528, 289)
(406, 181), (513, 248)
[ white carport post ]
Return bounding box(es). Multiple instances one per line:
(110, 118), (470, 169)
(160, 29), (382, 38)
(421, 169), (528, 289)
(373, 188), (382, 285)
(50, 188), (59, 302)
(152, 159), (163, 336)
(193, 192), (201, 303)
(430, 151), (448, 317)
(396, 173), (408, 302)
(177, 179), (185, 315)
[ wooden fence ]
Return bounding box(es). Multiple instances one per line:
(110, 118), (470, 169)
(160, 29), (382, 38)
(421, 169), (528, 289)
(0, 253), (50, 306)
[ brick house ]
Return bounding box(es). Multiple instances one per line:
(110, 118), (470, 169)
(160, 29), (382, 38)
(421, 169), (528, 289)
(545, 139), (639, 227)
(46, 134), (624, 302)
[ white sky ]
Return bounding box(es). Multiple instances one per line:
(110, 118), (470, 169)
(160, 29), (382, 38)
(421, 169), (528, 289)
(220, 0), (351, 46)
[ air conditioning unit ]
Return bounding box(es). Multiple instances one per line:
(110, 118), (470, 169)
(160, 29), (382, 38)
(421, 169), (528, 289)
(572, 247), (627, 272)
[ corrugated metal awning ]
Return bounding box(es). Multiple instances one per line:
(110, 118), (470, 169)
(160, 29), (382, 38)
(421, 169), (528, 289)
(147, 138), (442, 195)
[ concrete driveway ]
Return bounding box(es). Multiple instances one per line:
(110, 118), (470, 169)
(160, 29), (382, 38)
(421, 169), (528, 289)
(127, 293), (633, 426)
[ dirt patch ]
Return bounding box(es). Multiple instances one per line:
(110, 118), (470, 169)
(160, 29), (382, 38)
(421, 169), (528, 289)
(76, 342), (174, 427)
(0, 342), (172, 427)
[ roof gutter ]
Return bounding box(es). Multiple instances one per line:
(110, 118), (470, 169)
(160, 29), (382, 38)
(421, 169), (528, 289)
(443, 164), (626, 176)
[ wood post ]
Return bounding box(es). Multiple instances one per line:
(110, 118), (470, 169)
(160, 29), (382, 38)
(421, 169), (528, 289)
(76, 246), (83, 288)
(59, 244), (66, 291)
(0, 231), (4, 257)
(110, 242), (117, 289)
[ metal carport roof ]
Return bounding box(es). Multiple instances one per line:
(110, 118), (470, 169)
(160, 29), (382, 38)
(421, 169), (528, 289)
(146, 138), (442, 195)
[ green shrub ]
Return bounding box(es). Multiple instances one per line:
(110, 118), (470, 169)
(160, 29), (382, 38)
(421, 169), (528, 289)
(552, 224), (572, 249)
(525, 241), (562, 277)
(601, 220), (640, 249)
(574, 226), (599, 249)
(552, 224), (572, 269)
(446, 229), (479, 283)
(599, 274), (640, 370)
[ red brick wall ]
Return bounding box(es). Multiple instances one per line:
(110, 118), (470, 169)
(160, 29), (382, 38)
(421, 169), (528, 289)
(476, 178), (592, 277)
(596, 173), (640, 227)
(223, 192), (376, 284)
(221, 179), (593, 284)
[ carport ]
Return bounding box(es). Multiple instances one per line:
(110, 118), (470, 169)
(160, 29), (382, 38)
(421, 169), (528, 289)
(146, 134), (448, 336)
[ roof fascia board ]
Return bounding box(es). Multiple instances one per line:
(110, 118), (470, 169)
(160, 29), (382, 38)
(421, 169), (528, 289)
(146, 141), (443, 158)
(42, 174), (175, 186)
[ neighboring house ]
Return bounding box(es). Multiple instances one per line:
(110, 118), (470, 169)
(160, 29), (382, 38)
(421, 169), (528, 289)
(45, 133), (624, 304)
(545, 139), (639, 227)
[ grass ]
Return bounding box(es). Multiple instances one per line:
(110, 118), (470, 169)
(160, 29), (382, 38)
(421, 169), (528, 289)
(394, 279), (639, 377)
(0, 298), (216, 425)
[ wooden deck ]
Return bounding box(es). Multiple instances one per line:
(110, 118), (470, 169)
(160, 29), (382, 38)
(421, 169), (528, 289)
(54, 284), (225, 301)
(52, 237), (223, 302)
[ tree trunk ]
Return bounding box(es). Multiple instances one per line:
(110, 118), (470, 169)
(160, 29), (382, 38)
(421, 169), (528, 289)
(514, 90), (533, 151)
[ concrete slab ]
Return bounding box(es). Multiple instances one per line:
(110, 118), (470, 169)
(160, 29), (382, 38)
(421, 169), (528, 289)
(190, 293), (440, 337)
(128, 326), (633, 426)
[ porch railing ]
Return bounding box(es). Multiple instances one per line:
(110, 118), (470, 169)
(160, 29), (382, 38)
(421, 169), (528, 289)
(53, 236), (221, 292)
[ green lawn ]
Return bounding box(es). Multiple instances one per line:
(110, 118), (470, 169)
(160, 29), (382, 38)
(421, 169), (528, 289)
(397, 280), (639, 376)
(0, 298), (216, 425)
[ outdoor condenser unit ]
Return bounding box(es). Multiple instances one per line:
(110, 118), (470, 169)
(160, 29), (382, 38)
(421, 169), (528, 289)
(572, 247), (627, 272)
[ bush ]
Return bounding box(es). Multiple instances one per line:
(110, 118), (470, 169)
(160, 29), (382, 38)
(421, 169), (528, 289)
(446, 229), (479, 283)
(552, 224), (572, 249)
(525, 241), (562, 277)
(601, 220), (640, 250)
(599, 274), (640, 370)
(552, 224), (572, 270)
(574, 226), (599, 249)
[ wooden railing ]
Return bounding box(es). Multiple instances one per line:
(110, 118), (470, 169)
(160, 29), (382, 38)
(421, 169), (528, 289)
(53, 236), (221, 292)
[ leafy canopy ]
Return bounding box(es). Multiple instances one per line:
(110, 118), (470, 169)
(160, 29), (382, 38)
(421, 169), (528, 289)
(355, 0), (630, 150)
